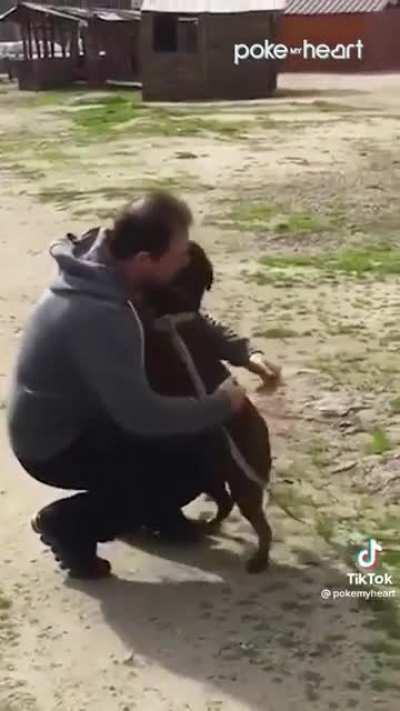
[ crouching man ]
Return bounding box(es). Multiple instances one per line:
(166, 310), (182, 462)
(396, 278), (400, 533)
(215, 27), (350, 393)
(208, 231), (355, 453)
(6, 191), (245, 579)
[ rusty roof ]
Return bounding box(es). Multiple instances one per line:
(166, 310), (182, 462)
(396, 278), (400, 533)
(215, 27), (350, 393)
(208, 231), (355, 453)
(141, 0), (286, 12)
(286, 0), (393, 13)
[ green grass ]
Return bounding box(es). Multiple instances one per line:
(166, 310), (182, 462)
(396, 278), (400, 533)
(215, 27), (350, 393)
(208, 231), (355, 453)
(0, 593), (11, 611)
(35, 174), (210, 212)
(307, 437), (330, 469)
(364, 600), (400, 640)
(370, 676), (400, 692)
(316, 514), (335, 543)
(364, 639), (400, 656)
(311, 100), (360, 113)
(216, 200), (341, 236)
(389, 397), (400, 414)
(259, 245), (400, 276)
(327, 322), (365, 336)
(367, 429), (392, 455)
(248, 271), (306, 288)
(252, 327), (298, 339)
(66, 94), (252, 142)
(37, 185), (133, 209)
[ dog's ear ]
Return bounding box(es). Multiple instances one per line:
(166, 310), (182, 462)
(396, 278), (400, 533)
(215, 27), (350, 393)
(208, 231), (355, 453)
(189, 241), (214, 292)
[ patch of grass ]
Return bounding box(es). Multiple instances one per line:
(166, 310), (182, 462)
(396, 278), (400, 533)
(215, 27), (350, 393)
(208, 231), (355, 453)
(0, 131), (71, 169)
(328, 322), (365, 336)
(309, 355), (350, 384)
(273, 211), (327, 235)
(67, 94), (252, 142)
(380, 333), (400, 347)
(259, 245), (400, 277)
(68, 95), (142, 137)
(362, 597), (400, 640)
(37, 185), (132, 210)
(3, 163), (47, 181)
(37, 176), (201, 210)
(252, 327), (298, 339)
(271, 482), (312, 521)
(309, 353), (400, 392)
(370, 676), (400, 692)
(0, 592), (11, 611)
(311, 100), (359, 113)
(389, 397), (400, 414)
(175, 151), (198, 160)
(364, 639), (400, 656)
(247, 270), (306, 288)
(218, 200), (337, 235)
(367, 429), (392, 455)
(386, 657), (400, 670)
(316, 514), (335, 543)
(307, 437), (330, 470)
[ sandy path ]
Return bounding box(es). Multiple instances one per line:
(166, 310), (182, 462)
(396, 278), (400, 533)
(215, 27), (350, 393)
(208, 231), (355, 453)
(0, 194), (392, 711)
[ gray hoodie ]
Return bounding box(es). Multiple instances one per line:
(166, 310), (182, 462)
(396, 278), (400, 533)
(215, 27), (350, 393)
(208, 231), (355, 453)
(6, 229), (232, 462)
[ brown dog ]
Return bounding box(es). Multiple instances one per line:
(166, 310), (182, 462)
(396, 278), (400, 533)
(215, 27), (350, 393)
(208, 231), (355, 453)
(142, 242), (272, 573)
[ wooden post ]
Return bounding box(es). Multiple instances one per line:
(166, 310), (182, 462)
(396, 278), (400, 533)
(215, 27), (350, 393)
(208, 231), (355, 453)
(59, 25), (66, 58)
(42, 23), (49, 59)
(201, 14), (208, 99)
(21, 22), (28, 60)
(70, 27), (79, 61)
(50, 19), (55, 59)
(27, 20), (33, 60)
(33, 22), (41, 59)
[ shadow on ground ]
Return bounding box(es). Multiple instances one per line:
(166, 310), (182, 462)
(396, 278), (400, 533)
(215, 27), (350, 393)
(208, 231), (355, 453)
(66, 532), (377, 710)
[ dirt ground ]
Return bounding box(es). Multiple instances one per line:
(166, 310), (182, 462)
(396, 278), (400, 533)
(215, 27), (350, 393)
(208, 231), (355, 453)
(1, 72), (400, 711)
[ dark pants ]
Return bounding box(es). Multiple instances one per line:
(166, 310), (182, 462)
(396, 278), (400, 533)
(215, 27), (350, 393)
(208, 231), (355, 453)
(18, 420), (216, 544)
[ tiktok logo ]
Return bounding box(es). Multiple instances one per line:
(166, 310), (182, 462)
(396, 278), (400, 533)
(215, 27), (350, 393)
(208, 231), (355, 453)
(357, 539), (382, 570)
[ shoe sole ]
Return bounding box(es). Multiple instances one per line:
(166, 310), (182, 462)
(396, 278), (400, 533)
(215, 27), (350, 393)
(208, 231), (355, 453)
(31, 514), (112, 579)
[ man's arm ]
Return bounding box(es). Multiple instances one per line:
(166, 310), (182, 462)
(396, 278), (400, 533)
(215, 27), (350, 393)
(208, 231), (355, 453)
(198, 312), (263, 366)
(67, 300), (234, 438)
(199, 313), (282, 387)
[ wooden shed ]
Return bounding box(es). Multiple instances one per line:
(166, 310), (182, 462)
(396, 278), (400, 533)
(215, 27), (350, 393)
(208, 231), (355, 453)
(140, 0), (286, 102)
(0, 0), (18, 40)
(280, 0), (400, 72)
(0, 2), (141, 89)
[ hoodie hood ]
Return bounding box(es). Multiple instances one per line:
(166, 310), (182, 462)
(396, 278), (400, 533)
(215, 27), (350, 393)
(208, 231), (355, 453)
(49, 227), (128, 302)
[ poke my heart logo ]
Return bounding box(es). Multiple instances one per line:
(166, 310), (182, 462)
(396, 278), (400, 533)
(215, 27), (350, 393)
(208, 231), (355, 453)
(357, 538), (382, 571)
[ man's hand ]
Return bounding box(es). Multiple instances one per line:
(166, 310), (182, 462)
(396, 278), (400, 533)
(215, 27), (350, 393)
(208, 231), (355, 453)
(247, 353), (282, 391)
(217, 377), (246, 413)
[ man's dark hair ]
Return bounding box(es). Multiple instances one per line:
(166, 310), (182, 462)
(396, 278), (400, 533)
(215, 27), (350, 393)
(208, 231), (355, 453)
(108, 191), (193, 260)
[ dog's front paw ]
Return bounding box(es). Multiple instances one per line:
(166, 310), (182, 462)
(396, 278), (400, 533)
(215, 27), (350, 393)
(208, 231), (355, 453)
(246, 551), (270, 574)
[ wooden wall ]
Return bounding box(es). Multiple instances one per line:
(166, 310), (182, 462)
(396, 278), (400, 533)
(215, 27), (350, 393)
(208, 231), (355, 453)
(279, 8), (400, 72)
(141, 11), (279, 102)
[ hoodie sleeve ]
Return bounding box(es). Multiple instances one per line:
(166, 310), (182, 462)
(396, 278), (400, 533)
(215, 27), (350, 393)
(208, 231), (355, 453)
(66, 298), (232, 438)
(198, 312), (262, 367)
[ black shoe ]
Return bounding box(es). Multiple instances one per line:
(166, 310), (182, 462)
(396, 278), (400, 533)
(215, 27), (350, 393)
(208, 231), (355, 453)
(31, 511), (111, 579)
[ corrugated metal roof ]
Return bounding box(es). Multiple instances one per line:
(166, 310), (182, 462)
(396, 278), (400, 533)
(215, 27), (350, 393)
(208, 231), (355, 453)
(0, 1), (82, 22)
(286, 0), (391, 13)
(0, 1), (141, 23)
(62, 6), (141, 21)
(141, 0), (286, 13)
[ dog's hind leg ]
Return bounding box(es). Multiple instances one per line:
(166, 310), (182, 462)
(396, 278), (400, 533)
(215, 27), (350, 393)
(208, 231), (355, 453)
(236, 493), (272, 573)
(204, 482), (234, 531)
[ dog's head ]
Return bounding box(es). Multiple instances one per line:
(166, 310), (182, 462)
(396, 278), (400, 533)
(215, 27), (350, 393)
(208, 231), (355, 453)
(146, 241), (214, 316)
(172, 241), (214, 310)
